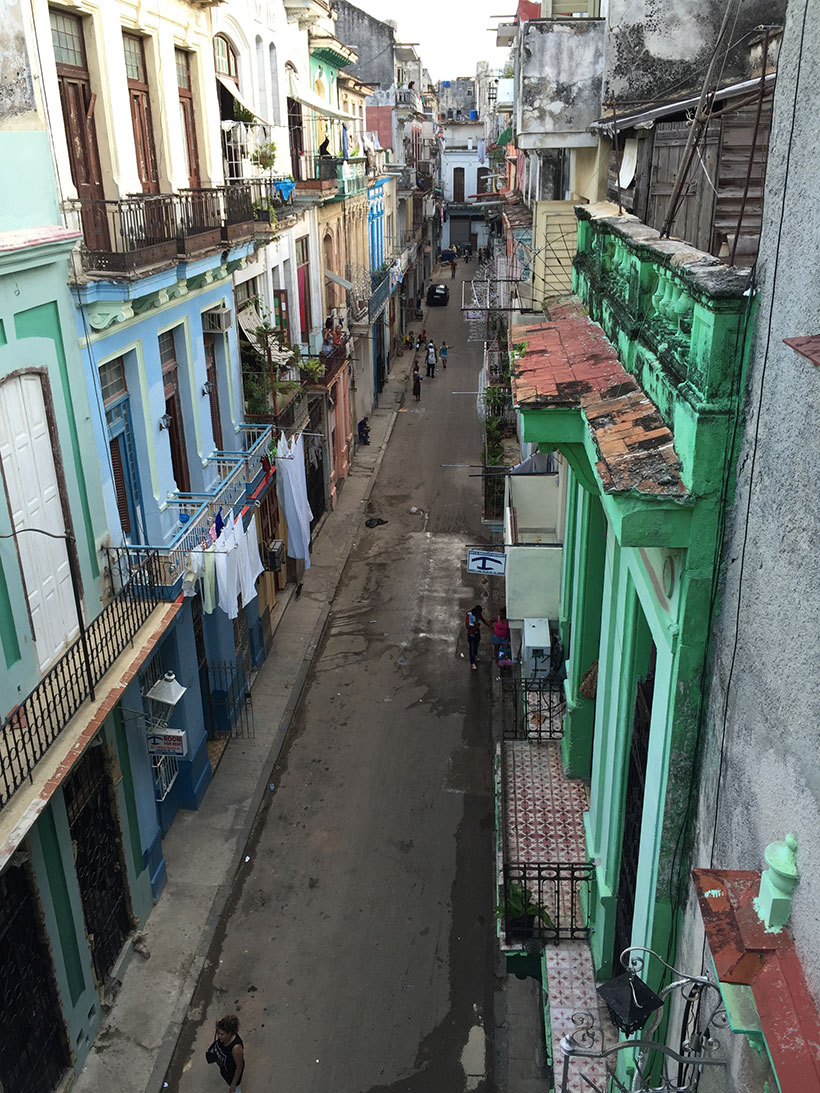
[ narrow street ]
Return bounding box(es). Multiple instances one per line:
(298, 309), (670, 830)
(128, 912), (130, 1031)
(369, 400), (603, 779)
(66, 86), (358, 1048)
(167, 263), (501, 1092)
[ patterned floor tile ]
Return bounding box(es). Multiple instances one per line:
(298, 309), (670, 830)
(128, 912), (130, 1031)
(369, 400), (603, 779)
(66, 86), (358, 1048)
(503, 740), (590, 863)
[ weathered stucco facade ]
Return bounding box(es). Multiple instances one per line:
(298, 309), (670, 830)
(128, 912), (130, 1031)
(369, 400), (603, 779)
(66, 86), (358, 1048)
(678, 0), (820, 1087)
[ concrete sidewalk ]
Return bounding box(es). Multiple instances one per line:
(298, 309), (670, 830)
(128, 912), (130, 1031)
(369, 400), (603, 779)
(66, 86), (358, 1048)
(71, 364), (409, 1093)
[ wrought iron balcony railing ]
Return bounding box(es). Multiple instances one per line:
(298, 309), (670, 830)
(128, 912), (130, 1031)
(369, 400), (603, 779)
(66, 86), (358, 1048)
(0, 550), (165, 810)
(499, 861), (594, 945)
(501, 678), (565, 741)
(114, 424), (274, 585)
(71, 183), (260, 276)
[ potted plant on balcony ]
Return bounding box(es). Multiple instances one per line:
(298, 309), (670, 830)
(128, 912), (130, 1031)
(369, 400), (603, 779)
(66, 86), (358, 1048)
(250, 141), (281, 226)
(496, 882), (553, 942)
(299, 357), (325, 383)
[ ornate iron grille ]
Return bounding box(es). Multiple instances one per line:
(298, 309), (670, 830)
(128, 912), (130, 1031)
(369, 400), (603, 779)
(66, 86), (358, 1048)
(502, 679), (565, 741)
(64, 746), (133, 985)
(0, 861), (70, 1093)
(0, 551), (165, 810)
(612, 671), (653, 970)
(500, 861), (593, 945)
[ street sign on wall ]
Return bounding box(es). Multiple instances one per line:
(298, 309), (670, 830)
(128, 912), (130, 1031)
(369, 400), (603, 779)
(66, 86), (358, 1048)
(146, 729), (188, 757)
(466, 548), (507, 575)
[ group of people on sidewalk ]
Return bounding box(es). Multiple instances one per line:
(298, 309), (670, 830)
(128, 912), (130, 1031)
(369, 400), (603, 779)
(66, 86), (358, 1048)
(465, 606), (511, 671)
(410, 329), (449, 401)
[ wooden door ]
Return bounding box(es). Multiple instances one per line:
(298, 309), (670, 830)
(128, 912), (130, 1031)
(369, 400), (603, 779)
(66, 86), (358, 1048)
(288, 98), (304, 181)
(204, 335), (223, 450)
(612, 647), (656, 972)
(646, 123), (719, 252)
(0, 374), (78, 671)
(159, 332), (190, 493)
(176, 49), (200, 190)
(453, 167), (465, 202)
(123, 34), (159, 194)
(51, 9), (109, 249)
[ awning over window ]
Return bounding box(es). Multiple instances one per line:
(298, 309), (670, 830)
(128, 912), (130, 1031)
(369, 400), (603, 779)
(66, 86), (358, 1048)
(216, 74), (274, 127)
(325, 269), (354, 291)
(288, 73), (357, 122)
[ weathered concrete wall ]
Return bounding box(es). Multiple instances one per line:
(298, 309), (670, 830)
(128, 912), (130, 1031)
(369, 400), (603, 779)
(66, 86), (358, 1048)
(333, 0), (395, 96)
(604, 0), (786, 102)
(517, 19), (604, 148)
(0, 0), (36, 123)
(679, 0), (820, 1086)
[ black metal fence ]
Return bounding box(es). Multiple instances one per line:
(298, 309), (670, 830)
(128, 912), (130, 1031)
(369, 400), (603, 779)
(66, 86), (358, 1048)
(75, 183), (262, 275)
(500, 861), (594, 945)
(502, 678), (565, 741)
(205, 662), (254, 739)
(0, 551), (164, 810)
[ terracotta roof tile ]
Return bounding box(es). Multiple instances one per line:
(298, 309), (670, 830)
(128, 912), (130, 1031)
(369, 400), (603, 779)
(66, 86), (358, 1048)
(512, 298), (687, 498)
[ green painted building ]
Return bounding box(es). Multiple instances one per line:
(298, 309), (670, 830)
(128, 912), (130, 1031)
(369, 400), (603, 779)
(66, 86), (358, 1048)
(0, 6), (173, 1086)
(508, 203), (753, 995)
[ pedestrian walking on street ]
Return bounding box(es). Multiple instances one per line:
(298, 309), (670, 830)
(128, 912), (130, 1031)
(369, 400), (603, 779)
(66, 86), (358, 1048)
(465, 604), (489, 669)
(451, 258), (457, 279)
(412, 364), (423, 401)
(206, 1015), (245, 1092)
(426, 340), (437, 377)
(440, 341), (448, 368)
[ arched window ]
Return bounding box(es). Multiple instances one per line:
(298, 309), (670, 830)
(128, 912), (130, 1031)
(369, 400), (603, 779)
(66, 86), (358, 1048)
(213, 34), (239, 85)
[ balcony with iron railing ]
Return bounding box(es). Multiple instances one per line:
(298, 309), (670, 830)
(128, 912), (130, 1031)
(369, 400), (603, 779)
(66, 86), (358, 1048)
(496, 674), (615, 1089)
(0, 550), (167, 810)
(111, 424), (274, 586)
(396, 87), (425, 114)
(70, 182), (262, 278)
(369, 264), (392, 320)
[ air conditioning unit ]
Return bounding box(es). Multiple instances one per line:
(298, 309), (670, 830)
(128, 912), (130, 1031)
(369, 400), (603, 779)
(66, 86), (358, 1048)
(521, 618), (551, 680)
(202, 306), (232, 333)
(264, 539), (285, 572)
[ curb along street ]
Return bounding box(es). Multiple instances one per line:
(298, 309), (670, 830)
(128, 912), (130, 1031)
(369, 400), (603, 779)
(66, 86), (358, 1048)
(71, 354), (411, 1093)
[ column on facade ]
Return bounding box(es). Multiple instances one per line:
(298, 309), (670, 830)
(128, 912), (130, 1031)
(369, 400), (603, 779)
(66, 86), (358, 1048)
(561, 475), (606, 779)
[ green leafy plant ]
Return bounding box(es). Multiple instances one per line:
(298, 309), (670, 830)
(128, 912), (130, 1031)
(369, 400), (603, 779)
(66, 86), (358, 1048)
(250, 141), (278, 173)
(299, 356), (325, 382)
(233, 103), (257, 125)
(495, 883), (554, 927)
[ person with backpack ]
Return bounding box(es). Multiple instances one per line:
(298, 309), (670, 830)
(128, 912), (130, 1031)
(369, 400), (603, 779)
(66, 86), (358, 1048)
(465, 604), (489, 669)
(425, 340), (437, 377)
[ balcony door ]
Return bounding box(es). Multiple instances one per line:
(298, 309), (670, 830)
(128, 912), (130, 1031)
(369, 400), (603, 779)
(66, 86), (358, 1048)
(124, 34), (159, 194)
(176, 49), (200, 189)
(612, 644), (656, 972)
(0, 374), (78, 671)
(159, 331), (190, 493)
(204, 335), (223, 451)
(50, 8), (109, 250)
(288, 97), (305, 181)
(453, 166), (465, 202)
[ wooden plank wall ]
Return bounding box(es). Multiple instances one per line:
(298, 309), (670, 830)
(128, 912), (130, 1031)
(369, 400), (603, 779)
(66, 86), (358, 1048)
(606, 93), (773, 266)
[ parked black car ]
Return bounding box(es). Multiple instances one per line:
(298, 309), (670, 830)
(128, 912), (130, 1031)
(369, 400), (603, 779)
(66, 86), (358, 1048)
(427, 283), (450, 306)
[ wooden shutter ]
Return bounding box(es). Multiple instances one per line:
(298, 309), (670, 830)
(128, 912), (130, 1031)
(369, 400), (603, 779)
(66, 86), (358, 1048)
(109, 436), (131, 535)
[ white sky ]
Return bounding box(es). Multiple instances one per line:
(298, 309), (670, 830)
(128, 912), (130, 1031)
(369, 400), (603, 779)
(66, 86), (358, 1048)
(345, 0), (513, 82)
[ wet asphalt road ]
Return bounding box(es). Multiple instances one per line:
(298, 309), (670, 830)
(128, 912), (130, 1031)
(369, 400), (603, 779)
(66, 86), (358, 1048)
(167, 263), (500, 1092)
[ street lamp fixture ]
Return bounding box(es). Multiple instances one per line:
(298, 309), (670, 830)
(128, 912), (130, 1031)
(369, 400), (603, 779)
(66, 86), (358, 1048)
(597, 968), (664, 1036)
(159, 413), (173, 430)
(144, 671), (187, 727)
(557, 947), (729, 1093)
